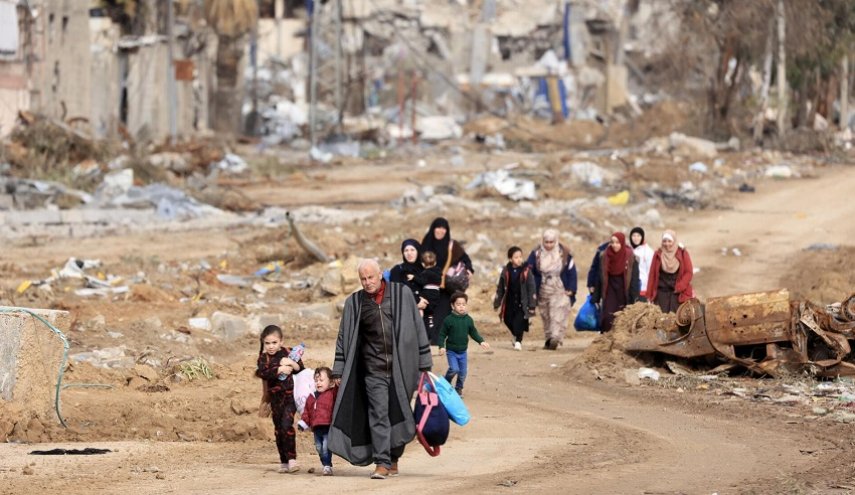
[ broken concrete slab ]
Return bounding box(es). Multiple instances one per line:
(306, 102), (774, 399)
(320, 267), (344, 296)
(0, 307), (69, 424)
(297, 302), (338, 320)
(210, 311), (250, 341)
(668, 133), (718, 159)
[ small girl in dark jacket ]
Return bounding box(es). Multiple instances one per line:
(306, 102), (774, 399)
(494, 246), (537, 350)
(298, 367), (338, 476)
(256, 325), (305, 474)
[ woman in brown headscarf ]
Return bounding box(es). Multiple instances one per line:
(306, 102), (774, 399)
(593, 232), (640, 332)
(526, 229), (577, 350)
(646, 230), (695, 313)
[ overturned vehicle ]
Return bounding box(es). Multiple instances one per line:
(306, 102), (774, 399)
(621, 290), (855, 377)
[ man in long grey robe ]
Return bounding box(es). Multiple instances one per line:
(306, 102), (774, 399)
(329, 259), (432, 479)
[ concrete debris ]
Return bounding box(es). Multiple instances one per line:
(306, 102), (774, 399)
(106, 184), (222, 220)
(0, 178), (92, 210)
(97, 169), (135, 199)
(188, 318), (211, 331)
(210, 312), (249, 341)
(216, 274), (251, 288)
(564, 161), (620, 188)
(149, 153), (190, 174)
(637, 368), (661, 381)
(70, 346), (135, 369)
(667, 133), (719, 159)
(765, 164), (795, 179)
(319, 266), (344, 296)
(416, 116), (463, 141)
(688, 162), (708, 174)
(309, 147), (333, 164)
(466, 169), (537, 201)
(212, 153), (249, 175)
(297, 302), (338, 320)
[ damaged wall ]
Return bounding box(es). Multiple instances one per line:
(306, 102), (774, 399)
(0, 308), (68, 440)
(0, 2), (30, 137)
(32, 0), (94, 123)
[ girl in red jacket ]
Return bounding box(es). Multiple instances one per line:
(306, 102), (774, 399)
(646, 230), (695, 313)
(299, 367), (338, 476)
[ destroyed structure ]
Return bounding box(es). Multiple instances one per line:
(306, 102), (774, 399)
(619, 291), (855, 378)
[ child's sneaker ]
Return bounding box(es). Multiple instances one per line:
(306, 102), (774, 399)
(456, 389), (464, 399)
(513, 341), (522, 351)
(287, 460), (300, 473)
(278, 463), (289, 474)
(322, 466), (333, 476)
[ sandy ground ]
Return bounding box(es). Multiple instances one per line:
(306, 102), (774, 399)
(1, 164), (854, 495)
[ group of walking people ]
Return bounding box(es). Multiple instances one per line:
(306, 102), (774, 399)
(255, 216), (695, 480)
(585, 227), (695, 333)
(491, 225), (695, 352)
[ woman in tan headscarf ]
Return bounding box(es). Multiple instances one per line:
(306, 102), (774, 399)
(646, 230), (695, 313)
(526, 229), (577, 350)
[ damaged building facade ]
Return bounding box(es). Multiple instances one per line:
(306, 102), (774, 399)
(0, 0), (213, 141)
(1, 0), (683, 144)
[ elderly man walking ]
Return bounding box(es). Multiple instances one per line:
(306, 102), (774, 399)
(329, 259), (432, 479)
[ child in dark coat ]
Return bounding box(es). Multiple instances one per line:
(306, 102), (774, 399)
(298, 367), (338, 476)
(493, 246), (537, 350)
(256, 325), (305, 474)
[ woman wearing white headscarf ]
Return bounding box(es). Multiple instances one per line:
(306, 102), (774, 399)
(527, 229), (577, 350)
(646, 230), (695, 313)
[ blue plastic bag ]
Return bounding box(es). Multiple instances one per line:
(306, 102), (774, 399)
(574, 295), (600, 331)
(429, 372), (470, 426)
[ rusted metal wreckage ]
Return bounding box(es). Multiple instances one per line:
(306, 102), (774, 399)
(624, 290), (855, 377)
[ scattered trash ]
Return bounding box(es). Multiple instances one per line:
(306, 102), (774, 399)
(29, 448), (112, 455)
(188, 318), (211, 331)
(566, 161), (619, 188)
(255, 261), (285, 277)
(309, 147), (333, 164)
(738, 183), (756, 193)
(466, 169), (537, 201)
(212, 153), (249, 175)
(216, 274), (251, 288)
(416, 116), (463, 141)
(606, 190), (629, 206)
(765, 164), (795, 179)
(637, 368), (661, 381)
(731, 248), (742, 257)
(70, 347), (134, 369)
(688, 162), (708, 174)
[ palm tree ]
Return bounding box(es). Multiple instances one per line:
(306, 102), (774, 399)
(204, 0), (258, 133)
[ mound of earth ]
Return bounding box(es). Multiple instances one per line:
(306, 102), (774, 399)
(563, 303), (674, 380)
(780, 246), (855, 304)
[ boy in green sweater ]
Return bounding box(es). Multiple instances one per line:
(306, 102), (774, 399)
(438, 292), (490, 398)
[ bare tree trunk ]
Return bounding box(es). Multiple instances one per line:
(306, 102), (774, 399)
(776, 0), (787, 135)
(754, 20), (774, 143)
(842, 53), (850, 130)
(212, 33), (244, 134)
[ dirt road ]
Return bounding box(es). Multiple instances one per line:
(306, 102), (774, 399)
(2, 165), (854, 495)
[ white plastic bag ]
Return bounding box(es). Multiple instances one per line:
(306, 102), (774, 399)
(293, 367), (316, 414)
